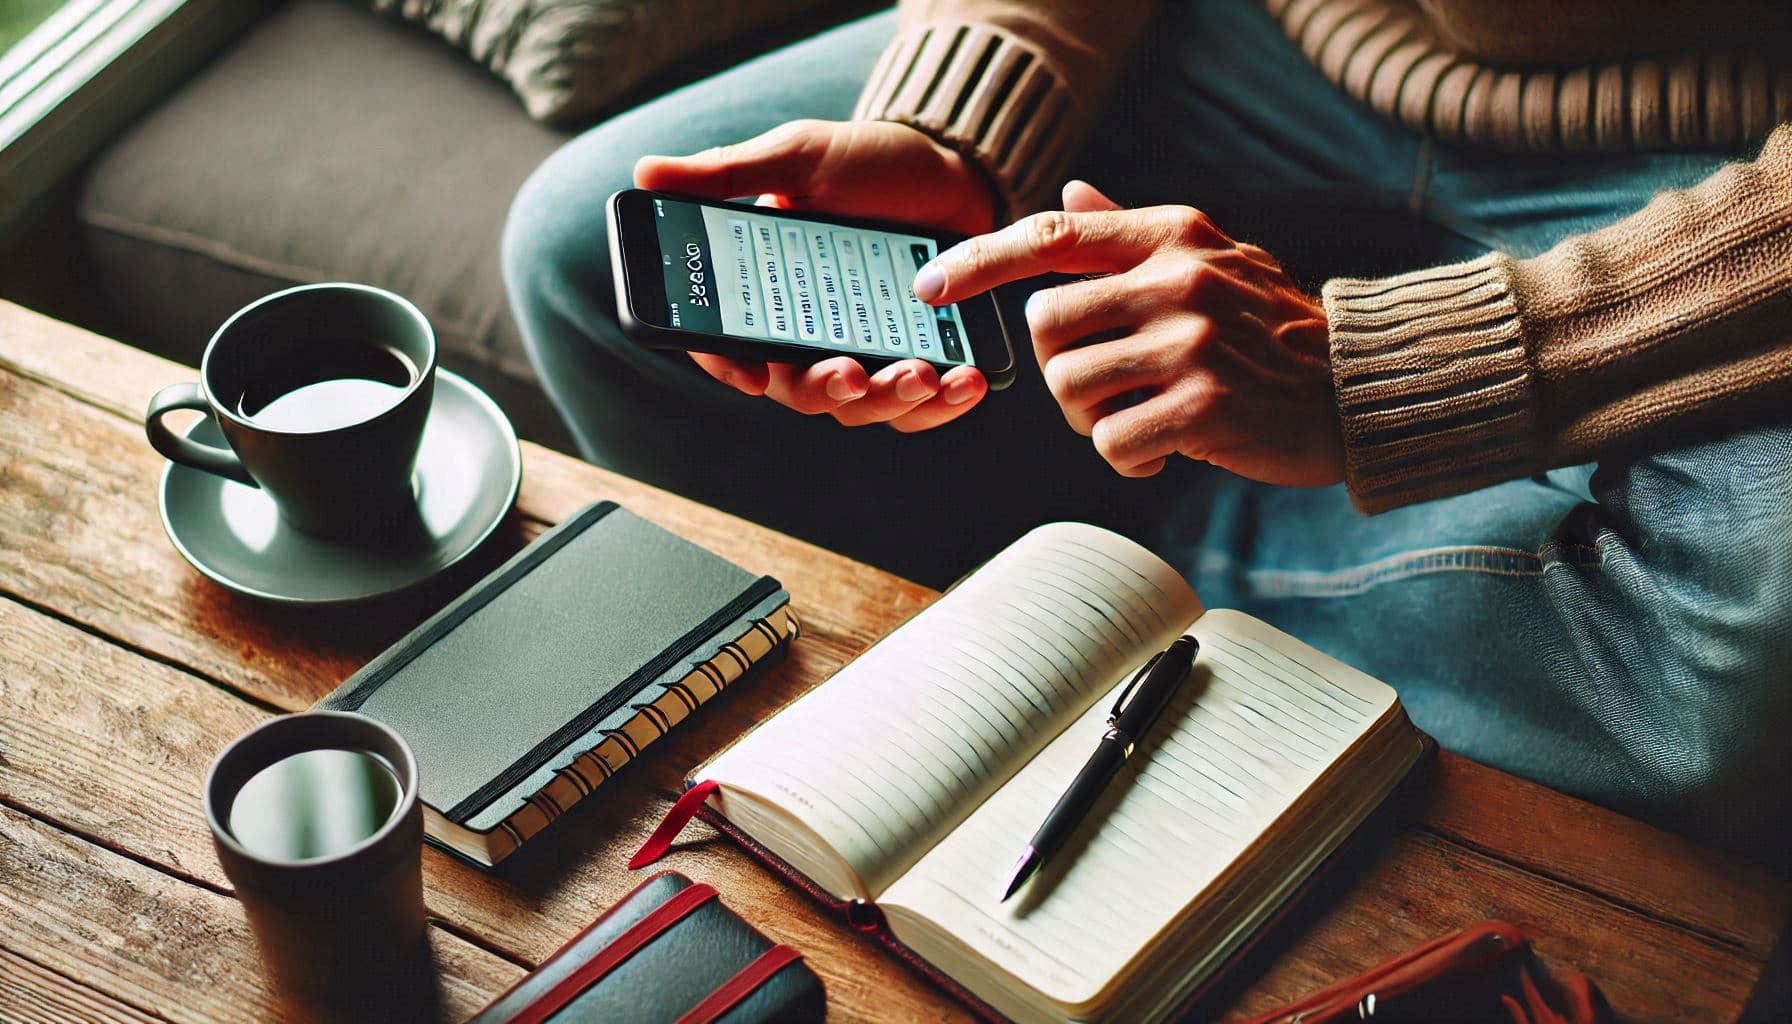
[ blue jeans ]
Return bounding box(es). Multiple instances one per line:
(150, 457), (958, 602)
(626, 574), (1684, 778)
(504, 0), (1792, 860)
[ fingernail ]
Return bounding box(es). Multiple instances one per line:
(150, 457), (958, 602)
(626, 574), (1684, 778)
(895, 370), (931, 403)
(825, 372), (860, 402)
(912, 264), (945, 302)
(943, 376), (977, 405)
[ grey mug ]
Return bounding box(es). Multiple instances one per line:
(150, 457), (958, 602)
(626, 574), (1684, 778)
(204, 710), (431, 1021)
(146, 283), (437, 541)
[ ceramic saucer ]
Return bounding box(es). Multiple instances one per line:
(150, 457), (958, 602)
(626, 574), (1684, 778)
(158, 370), (521, 606)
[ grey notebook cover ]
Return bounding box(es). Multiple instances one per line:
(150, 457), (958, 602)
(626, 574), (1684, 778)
(319, 501), (785, 828)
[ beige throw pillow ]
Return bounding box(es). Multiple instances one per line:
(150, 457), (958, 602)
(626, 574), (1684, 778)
(368, 0), (836, 126)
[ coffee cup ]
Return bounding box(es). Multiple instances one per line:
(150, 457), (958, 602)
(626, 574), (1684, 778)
(205, 711), (431, 1021)
(146, 283), (437, 541)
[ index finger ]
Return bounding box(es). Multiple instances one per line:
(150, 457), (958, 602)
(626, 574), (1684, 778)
(913, 209), (1160, 306)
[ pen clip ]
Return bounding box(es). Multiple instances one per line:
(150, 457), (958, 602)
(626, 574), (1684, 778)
(1109, 652), (1163, 724)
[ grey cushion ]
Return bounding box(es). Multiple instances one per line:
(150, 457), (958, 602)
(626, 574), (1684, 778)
(78, 0), (572, 445)
(366, 0), (833, 126)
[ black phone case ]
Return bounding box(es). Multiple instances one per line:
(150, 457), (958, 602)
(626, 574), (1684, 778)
(607, 192), (1019, 390)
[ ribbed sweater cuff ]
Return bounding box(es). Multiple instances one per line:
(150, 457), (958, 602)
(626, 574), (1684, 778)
(853, 23), (1079, 219)
(1325, 254), (1539, 513)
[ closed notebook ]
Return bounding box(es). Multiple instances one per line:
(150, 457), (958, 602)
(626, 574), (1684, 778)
(469, 871), (824, 1024)
(316, 501), (796, 866)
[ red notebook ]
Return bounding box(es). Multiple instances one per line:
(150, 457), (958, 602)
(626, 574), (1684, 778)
(632, 523), (1432, 1024)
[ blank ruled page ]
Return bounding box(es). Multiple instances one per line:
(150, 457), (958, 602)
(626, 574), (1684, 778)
(879, 609), (1397, 1006)
(700, 524), (1201, 897)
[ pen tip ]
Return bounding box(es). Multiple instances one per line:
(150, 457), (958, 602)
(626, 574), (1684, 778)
(1000, 848), (1040, 903)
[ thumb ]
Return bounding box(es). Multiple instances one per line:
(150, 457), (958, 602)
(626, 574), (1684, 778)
(1061, 179), (1123, 212)
(635, 120), (830, 200)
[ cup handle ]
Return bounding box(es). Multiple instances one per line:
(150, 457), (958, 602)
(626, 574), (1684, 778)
(146, 382), (258, 487)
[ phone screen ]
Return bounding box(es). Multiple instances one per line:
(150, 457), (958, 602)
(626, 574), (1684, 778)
(649, 195), (973, 366)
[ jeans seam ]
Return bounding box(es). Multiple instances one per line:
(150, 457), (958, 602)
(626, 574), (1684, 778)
(1238, 544), (1557, 599)
(1540, 538), (1604, 566)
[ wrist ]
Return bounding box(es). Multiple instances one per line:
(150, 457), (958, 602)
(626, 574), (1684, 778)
(1323, 254), (1535, 513)
(852, 21), (1077, 218)
(927, 135), (1002, 231)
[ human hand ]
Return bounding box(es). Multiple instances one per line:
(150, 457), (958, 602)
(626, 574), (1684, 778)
(912, 181), (1342, 485)
(635, 119), (994, 431)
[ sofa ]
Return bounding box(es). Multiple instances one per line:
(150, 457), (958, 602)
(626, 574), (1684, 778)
(69, 0), (859, 451)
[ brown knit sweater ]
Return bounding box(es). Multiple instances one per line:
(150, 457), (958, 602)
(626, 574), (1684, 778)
(854, 0), (1792, 512)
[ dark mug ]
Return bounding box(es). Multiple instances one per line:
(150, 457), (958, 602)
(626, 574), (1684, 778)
(204, 711), (431, 1021)
(146, 283), (437, 541)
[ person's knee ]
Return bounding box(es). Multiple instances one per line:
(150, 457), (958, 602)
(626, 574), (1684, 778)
(1564, 423), (1792, 853)
(1584, 424), (1792, 645)
(501, 131), (632, 344)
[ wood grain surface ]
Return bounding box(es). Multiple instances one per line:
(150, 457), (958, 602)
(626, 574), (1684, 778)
(0, 946), (164, 1024)
(0, 300), (1784, 1022)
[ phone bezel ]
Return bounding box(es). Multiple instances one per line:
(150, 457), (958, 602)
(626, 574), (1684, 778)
(608, 188), (1016, 387)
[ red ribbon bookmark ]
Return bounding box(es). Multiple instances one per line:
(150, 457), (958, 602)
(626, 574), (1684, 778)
(630, 780), (721, 869)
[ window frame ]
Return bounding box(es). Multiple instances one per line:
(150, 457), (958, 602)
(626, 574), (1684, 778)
(0, 0), (270, 236)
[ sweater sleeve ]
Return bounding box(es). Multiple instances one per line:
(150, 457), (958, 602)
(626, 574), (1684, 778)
(852, 0), (1156, 219)
(1324, 122), (1792, 513)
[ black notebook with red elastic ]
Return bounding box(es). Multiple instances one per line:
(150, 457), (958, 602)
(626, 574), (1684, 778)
(469, 871), (824, 1024)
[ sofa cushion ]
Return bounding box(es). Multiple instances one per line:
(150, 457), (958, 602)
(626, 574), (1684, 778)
(367, 0), (833, 126)
(78, 0), (572, 444)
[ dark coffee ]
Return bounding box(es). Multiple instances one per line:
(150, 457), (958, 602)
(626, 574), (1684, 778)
(149, 284), (439, 539)
(235, 342), (417, 433)
(226, 747), (402, 861)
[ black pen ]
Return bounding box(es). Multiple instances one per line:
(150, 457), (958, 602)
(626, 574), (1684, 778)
(1000, 635), (1200, 902)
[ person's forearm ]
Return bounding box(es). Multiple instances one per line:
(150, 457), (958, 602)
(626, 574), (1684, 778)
(1324, 122), (1792, 513)
(853, 0), (1156, 219)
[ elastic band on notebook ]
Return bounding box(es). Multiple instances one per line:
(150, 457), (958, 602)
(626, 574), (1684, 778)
(630, 780), (720, 869)
(509, 882), (719, 1024)
(447, 576), (782, 823)
(675, 945), (805, 1024)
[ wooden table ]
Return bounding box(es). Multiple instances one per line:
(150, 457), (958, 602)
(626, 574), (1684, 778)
(0, 299), (1784, 1022)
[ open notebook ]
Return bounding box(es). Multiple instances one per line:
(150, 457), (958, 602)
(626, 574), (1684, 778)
(646, 523), (1426, 1023)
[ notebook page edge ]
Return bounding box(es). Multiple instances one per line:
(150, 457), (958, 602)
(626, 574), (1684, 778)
(695, 522), (1202, 899)
(878, 608), (1399, 1008)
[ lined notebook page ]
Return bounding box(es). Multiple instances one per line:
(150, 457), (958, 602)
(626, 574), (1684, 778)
(879, 610), (1396, 1006)
(701, 523), (1200, 897)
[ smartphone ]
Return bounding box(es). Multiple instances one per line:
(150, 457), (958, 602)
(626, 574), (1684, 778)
(607, 188), (1017, 389)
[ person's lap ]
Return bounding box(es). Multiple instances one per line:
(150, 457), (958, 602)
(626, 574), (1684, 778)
(505, 0), (1789, 858)
(504, 12), (1198, 586)
(1080, 2), (1791, 855)
(502, 0), (1471, 586)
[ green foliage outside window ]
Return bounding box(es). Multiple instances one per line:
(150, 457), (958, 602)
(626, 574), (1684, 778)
(1, 0), (67, 54)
